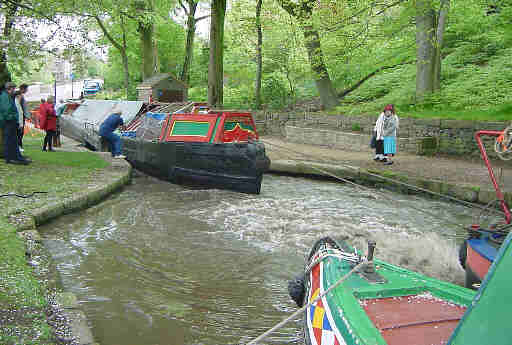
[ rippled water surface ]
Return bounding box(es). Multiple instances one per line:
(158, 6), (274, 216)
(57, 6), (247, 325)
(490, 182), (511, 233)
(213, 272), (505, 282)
(39, 173), (473, 345)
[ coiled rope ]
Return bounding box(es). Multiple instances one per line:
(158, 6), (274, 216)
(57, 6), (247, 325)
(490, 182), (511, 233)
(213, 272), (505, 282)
(244, 260), (366, 345)
(495, 124), (512, 161)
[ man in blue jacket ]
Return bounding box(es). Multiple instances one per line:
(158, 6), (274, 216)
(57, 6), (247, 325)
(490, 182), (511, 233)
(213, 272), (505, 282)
(99, 105), (126, 159)
(0, 82), (29, 165)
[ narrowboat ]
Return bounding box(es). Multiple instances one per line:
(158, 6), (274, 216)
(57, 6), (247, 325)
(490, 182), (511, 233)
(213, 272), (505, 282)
(289, 233), (511, 345)
(120, 108), (270, 194)
(458, 130), (511, 288)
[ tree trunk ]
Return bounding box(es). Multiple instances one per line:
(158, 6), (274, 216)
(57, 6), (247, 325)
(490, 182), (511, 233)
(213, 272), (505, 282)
(0, 2), (18, 89)
(433, 0), (449, 92)
(416, 0), (436, 102)
(181, 0), (198, 84)
(302, 22), (339, 110)
(140, 23), (155, 80)
(208, 0), (226, 108)
(254, 0), (263, 109)
(277, 0), (338, 110)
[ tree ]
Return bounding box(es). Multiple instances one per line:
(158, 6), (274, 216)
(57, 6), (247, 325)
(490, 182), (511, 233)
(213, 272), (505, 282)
(177, 0), (209, 84)
(276, 0), (338, 110)
(135, 0), (156, 80)
(0, 1), (18, 87)
(208, 0), (226, 107)
(254, 0), (263, 109)
(416, 0), (450, 101)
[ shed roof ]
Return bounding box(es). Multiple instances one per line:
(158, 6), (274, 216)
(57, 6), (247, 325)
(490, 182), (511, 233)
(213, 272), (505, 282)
(136, 73), (188, 89)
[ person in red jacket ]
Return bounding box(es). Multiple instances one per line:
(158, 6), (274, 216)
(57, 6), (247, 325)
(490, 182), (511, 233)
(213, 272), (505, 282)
(39, 96), (57, 151)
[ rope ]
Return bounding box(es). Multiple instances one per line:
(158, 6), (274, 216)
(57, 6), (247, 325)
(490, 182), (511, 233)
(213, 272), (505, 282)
(244, 260), (366, 345)
(0, 191), (48, 198)
(261, 139), (507, 233)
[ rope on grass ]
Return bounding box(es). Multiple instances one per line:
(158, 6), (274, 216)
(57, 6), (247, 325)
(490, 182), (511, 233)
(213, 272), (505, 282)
(0, 191), (48, 198)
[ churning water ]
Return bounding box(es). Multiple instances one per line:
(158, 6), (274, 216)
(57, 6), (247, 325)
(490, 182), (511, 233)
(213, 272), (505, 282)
(39, 173), (472, 345)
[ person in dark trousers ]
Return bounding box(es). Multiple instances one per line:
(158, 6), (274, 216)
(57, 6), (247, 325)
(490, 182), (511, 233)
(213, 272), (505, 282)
(39, 96), (57, 152)
(14, 84), (29, 152)
(0, 82), (29, 165)
(99, 105), (126, 159)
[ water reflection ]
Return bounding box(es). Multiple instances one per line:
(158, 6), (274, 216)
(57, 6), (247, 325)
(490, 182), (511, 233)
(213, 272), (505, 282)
(40, 173), (470, 345)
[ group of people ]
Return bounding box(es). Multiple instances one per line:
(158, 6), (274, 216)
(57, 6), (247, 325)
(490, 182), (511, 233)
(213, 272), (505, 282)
(0, 81), (66, 165)
(0, 82), (31, 165)
(373, 104), (399, 165)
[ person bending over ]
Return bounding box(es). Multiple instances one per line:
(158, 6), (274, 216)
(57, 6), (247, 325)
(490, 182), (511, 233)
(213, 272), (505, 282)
(99, 105), (126, 159)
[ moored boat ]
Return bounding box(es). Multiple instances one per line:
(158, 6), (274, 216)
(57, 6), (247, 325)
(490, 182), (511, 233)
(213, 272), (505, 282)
(121, 107), (270, 194)
(458, 130), (511, 288)
(287, 231), (512, 345)
(289, 237), (476, 345)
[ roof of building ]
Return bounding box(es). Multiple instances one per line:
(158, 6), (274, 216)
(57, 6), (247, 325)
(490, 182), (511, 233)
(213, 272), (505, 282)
(136, 73), (188, 89)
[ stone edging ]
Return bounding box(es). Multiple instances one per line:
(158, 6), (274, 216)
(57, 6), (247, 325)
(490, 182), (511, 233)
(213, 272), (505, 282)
(269, 159), (511, 206)
(15, 155), (132, 345)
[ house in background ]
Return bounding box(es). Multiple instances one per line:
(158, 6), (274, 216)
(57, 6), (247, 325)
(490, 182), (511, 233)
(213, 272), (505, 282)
(136, 73), (188, 103)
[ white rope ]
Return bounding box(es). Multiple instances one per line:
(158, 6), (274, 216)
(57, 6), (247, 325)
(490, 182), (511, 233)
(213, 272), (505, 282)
(244, 260), (366, 345)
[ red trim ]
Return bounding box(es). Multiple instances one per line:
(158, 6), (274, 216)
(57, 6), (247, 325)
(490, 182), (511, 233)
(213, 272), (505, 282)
(475, 130), (511, 224)
(466, 244), (492, 280)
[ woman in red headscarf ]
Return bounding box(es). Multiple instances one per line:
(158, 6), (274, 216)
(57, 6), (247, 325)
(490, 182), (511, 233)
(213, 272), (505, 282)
(373, 104), (399, 165)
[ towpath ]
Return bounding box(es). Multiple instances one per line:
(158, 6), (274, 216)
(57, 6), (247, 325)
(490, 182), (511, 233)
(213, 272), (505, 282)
(261, 136), (512, 206)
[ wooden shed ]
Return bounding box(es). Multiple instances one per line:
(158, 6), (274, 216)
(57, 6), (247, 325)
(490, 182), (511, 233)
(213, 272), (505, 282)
(136, 73), (188, 103)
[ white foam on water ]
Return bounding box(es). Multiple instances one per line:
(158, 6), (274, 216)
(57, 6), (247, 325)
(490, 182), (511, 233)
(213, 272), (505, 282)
(186, 175), (467, 285)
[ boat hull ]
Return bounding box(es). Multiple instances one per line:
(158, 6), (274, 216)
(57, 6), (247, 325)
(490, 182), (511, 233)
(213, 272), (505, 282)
(299, 237), (475, 345)
(465, 237), (498, 288)
(122, 137), (270, 194)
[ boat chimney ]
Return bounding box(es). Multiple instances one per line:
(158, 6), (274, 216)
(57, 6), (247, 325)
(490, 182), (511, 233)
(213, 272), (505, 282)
(364, 240), (376, 274)
(367, 240), (376, 262)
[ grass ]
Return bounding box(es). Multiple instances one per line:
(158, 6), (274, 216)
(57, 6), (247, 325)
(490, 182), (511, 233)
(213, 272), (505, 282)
(0, 132), (110, 344)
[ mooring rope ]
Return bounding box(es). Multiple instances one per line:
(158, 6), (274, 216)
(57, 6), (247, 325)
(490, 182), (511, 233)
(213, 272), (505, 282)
(244, 260), (366, 345)
(261, 139), (507, 233)
(0, 191), (48, 198)
(262, 139), (505, 216)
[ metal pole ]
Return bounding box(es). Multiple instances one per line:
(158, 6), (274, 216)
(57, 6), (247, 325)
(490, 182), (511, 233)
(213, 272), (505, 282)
(71, 77), (73, 98)
(475, 130), (511, 224)
(54, 79), (57, 100)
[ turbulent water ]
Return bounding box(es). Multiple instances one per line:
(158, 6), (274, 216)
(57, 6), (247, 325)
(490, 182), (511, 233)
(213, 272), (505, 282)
(39, 173), (473, 345)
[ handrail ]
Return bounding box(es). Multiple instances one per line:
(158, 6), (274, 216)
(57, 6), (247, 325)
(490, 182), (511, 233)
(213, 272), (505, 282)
(475, 130), (511, 224)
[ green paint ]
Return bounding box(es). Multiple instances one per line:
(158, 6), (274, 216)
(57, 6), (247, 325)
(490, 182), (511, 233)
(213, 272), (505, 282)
(316, 242), (476, 345)
(172, 121), (210, 136)
(448, 231), (512, 345)
(210, 117), (222, 143)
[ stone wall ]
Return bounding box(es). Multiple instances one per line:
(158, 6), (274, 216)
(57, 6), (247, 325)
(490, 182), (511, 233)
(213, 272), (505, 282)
(254, 111), (509, 159)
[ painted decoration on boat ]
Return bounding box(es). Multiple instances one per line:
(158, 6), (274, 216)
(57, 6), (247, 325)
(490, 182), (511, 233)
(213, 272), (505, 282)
(307, 259), (345, 345)
(222, 115), (257, 143)
(162, 114), (218, 142)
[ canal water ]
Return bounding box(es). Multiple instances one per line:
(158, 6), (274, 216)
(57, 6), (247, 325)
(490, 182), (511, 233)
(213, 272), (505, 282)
(39, 173), (471, 345)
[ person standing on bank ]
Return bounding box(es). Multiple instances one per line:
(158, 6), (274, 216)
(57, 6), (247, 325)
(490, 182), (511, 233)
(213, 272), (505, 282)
(0, 82), (29, 164)
(99, 105), (126, 159)
(39, 96), (57, 152)
(14, 84), (30, 152)
(374, 104), (399, 165)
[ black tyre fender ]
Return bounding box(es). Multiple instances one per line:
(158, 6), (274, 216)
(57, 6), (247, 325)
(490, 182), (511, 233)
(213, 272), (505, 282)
(288, 274), (306, 307)
(459, 240), (468, 269)
(465, 266), (481, 290)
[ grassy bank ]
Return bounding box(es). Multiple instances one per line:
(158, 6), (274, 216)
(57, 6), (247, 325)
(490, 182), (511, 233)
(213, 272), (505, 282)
(0, 133), (109, 344)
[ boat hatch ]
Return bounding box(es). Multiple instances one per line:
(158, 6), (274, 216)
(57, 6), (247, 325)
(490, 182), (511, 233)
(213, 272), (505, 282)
(361, 293), (466, 345)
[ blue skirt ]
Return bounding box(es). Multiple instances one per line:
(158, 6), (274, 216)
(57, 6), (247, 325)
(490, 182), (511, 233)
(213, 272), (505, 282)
(383, 136), (396, 155)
